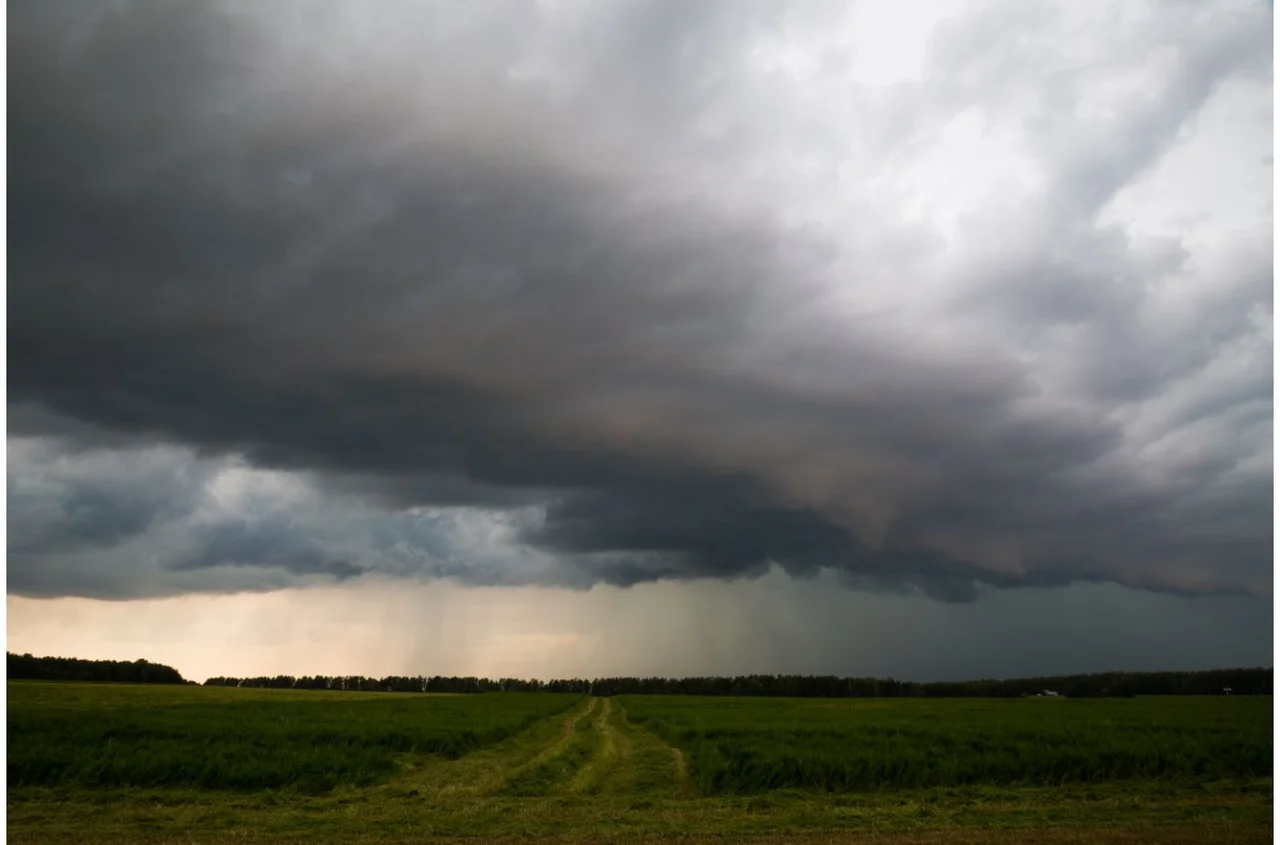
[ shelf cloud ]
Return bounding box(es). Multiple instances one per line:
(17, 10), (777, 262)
(8, 0), (1272, 607)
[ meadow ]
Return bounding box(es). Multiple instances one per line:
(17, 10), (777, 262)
(7, 682), (1272, 844)
(618, 694), (1273, 793)
(8, 682), (580, 793)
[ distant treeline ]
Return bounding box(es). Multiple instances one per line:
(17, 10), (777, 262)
(203, 675), (589, 694)
(8, 652), (186, 685)
(202, 667), (1271, 697)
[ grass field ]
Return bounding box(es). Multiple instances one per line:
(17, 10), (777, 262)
(618, 694), (1273, 793)
(9, 682), (581, 793)
(7, 682), (1273, 844)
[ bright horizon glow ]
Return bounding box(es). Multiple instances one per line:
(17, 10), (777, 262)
(8, 572), (1271, 684)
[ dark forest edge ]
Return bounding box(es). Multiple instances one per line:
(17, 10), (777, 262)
(201, 668), (1272, 696)
(8, 653), (187, 685)
(9, 652), (1270, 697)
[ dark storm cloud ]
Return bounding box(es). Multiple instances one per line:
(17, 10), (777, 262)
(7, 1), (1272, 602)
(7, 440), (214, 557)
(170, 525), (366, 582)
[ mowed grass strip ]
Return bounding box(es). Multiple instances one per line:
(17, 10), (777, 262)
(495, 698), (603, 796)
(8, 681), (581, 793)
(604, 698), (694, 798)
(618, 695), (1273, 794)
(404, 697), (599, 800)
(568, 697), (624, 794)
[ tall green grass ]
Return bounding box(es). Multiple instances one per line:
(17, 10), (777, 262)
(8, 682), (580, 793)
(619, 695), (1272, 794)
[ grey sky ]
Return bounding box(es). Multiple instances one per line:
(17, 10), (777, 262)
(6, 576), (1272, 683)
(7, 0), (1272, 677)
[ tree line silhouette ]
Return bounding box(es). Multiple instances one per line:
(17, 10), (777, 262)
(201, 667), (1271, 697)
(201, 675), (591, 694)
(8, 652), (186, 685)
(9, 652), (1268, 697)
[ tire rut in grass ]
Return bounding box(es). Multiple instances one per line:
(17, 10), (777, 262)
(397, 697), (595, 800)
(566, 697), (624, 795)
(492, 697), (602, 797)
(603, 699), (694, 798)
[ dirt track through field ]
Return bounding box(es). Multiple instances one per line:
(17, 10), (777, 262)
(405, 696), (598, 799)
(395, 696), (692, 799)
(608, 697), (692, 796)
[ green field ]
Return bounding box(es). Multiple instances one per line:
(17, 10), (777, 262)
(7, 682), (1272, 844)
(9, 682), (580, 793)
(619, 694), (1273, 793)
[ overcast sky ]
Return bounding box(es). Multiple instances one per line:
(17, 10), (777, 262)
(7, 0), (1273, 682)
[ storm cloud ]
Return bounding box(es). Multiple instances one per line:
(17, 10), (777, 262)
(8, 0), (1273, 603)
